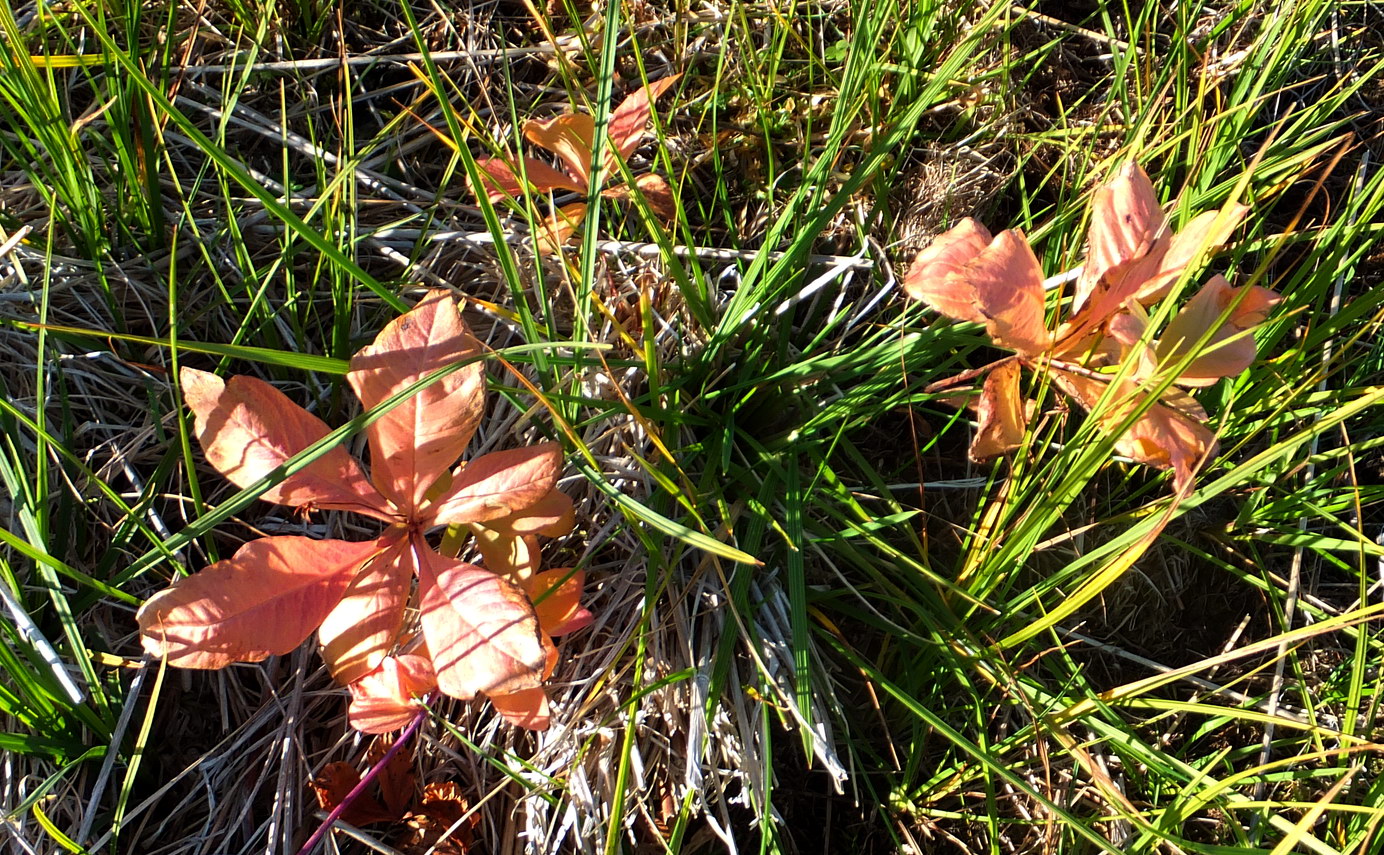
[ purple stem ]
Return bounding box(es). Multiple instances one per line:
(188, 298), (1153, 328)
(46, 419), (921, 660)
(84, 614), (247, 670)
(295, 704), (429, 855)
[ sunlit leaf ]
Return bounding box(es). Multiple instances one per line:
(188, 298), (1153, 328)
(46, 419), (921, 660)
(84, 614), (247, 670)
(609, 74), (681, 161)
(901, 217), (992, 322)
(494, 489), (575, 537)
(608, 173), (677, 219)
(148, 290), (575, 736)
(469, 525), (540, 581)
(428, 443), (563, 526)
(524, 568), (592, 637)
(139, 536), (384, 668)
(967, 229), (1050, 356)
(181, 368), (392, 519)
(487, 686), (551, 731)
(348, 291), (486, 513)
(1051, 369), (1217, 492)
(524, 113), (595, 184)
(473, 156), (585, 201)
(1157, 275), (1281, 386)
(969, 360), (1028, 462)
(1076, 161), (1166, 313)
(417, 543), (551, 700)
(537, 201), (589, 254)
(348, 655), (438, 734)
(319, 533), (412, 684)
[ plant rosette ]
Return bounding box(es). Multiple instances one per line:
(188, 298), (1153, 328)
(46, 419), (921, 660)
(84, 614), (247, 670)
(904, 162), (1280, 491)
(474, 75), (681, 252)
(138, 290), (590, 731)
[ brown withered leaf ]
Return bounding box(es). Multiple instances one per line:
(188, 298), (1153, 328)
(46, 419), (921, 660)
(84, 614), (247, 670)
(366, 736), (416, 819)
(402, 781), (480, 855)
(309, 762), (397, 827)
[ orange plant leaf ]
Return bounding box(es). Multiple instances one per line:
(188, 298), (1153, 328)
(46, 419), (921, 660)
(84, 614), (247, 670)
(1051, 369), (1217, 492)
(416, 543), (551, 700)
(466, 489), (576, 579)
(410, 781), (480, 854)
(149, 289), (574, 736)
(605, 172), (677, 219)
(469, 525), (540, 580)
(1074, 162), (1248, 322)
(416, 779), (477, 828)
(366, 736), (417, 819)
(536, 201), (589, 254)
(496, 489), (576, 537)
(348, 655), (438, 734)
(1076, 161), (1166, 313)
(489, 643), (557, 730)
(180, 368), (392, 519)
(524, 113), (595, 184)
(487, 685), (552, 730)
(1099, 310), (1161, 381)
(968, 360), (1028, 462)
(905, 223), (1049, 355)
(319, 533), (413, 684)
(966, 229), (1051, 356)
(901, 217), (992, 322)
(1125, 206), (1248, 305)
(1156, 275), (1281, 386)
(900, 162), (1270, 492)
(524, 568), (592, 637)
(138, 536), (385, 668)
(473, 156), (585, 201)
(609, 74), (681, 162)
(428, 443), (563, 525)
(347, 291), (487, 513)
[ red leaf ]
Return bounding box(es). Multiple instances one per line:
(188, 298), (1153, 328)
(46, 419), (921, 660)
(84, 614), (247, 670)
(348, 655), (438, 734)
(427, 443), (563, 526)
(416, 780), (476, 830)
(138, 536), (383, 668)
(347, 291), (487, 514)
(181, 368), (392, 519)
(1156, 275), (1280, 386)
(416, 543), (550, 699)
(608, 74), (681, 162)
(968, 360), (1028, 462)
(319, 533), (412, 684)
